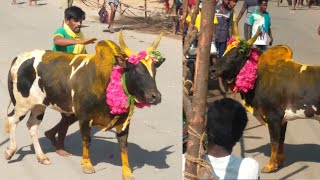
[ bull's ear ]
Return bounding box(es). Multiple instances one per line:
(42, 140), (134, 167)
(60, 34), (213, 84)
(155, 57), (166, 68)
(115, 54), (128, 68)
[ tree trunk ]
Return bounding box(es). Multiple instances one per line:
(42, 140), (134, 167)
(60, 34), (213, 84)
(184, 0), (216, 179)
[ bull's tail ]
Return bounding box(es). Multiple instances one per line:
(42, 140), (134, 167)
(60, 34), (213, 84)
(5, 100), (12, 133)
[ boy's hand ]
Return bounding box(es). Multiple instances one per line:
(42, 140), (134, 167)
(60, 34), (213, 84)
(81, 38), (97, 45)
(269, 36), (273, 46)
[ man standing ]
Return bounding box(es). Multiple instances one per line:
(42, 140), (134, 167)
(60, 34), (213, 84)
(45, 6), (96, 156)
(107, 0), (119, 33)
(248, 0), (273, 51)
(237, 0), (258, 40)
(213, 0), (238, 58)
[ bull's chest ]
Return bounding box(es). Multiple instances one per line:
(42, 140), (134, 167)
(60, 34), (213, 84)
(90, 113), (129, 131)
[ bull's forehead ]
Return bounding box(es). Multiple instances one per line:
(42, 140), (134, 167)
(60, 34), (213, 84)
(223, 40), (240, 57)
(140, 58), (154, 77)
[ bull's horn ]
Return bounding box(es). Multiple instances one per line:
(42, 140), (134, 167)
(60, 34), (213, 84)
(147, 33), (163, 54)
(247, 29), (260, 47)
(232, 20), (240, 41)
(119, 30), (135, 57)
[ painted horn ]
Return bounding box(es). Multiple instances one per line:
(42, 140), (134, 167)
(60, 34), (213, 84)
(232, 20), (241, 41)
(247, 29), (260, 47)
(146, 33), (163, 54)
(119, 30), (136, 57)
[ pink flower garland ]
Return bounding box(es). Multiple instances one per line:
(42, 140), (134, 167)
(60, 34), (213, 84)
(230, 48), (259, 93)
(106, 65), (129, 114)
(106, 50), (152, 115)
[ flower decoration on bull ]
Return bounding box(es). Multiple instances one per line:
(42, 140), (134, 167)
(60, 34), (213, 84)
(222, 21), (261, 93)
(106, 31), (163, 127)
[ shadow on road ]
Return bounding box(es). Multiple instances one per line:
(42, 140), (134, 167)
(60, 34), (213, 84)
(245, 143), (320, 169)
(6, 127), (173, 171)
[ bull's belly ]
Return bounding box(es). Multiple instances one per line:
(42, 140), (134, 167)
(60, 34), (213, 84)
(283, 108), (320, 123)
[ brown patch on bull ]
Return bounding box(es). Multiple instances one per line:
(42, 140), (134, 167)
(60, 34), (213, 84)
(5, 116), (10, 133)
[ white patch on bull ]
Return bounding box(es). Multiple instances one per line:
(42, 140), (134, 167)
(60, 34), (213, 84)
(312, 105), (318, 112)
(69, 55), (93, 79)
(71, 89), (75, 113)
(283, 108), (320, 123)
(300, 65), (307, 73)
(47, 103), (73, 114)
(11, 50), (48, 109)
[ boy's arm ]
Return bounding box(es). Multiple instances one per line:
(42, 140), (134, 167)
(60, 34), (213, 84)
(54, 36), (97, 46)
(237, 0), (248, 23)
(268, 27), (273, 46)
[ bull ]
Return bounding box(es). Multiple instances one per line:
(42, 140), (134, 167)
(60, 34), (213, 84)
(211, 21), (320, 173)
(4, 31), (165, 179)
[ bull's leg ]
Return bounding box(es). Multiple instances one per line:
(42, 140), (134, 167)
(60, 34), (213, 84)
(261, 116), (283, 173)
(276, 122), (287, 168)
(116, 125), (134, 180)
(4, 106), (31, 160)
(79, 119), (95, 174)
(26, 106), (51, 165)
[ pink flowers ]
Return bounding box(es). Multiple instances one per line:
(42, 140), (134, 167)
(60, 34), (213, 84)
(129, 50), (147, 64)
(231, 49), (259, 93)
(106, 65), (129, 114)
(106, 64), (150, 114)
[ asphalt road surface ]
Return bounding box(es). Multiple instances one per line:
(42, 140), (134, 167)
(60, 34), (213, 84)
(233, 1), (320, 179)
(0, 1), (182, 180)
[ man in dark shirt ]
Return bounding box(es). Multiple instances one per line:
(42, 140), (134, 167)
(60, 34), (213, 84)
(237, 0), (258, 40)
(213, 0), (238, 58)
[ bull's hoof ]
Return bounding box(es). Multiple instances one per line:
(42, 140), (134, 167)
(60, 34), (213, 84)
(122, 175), (135, 180)
(261, 163), (279, 173)
(37, 154), (51, 165)
(81, 159), (95, 174)
(4, 148), (16, 160)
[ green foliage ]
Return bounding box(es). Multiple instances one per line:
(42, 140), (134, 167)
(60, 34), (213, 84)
(150, 50), (164, 63)
(238, 40), (249, 54)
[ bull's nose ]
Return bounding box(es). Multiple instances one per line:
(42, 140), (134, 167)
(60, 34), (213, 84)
(147, 92), (161, 104)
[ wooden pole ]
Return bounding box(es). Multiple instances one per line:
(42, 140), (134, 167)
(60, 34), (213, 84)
(145, 0), (147, 21)
(184, 0), (216, 179)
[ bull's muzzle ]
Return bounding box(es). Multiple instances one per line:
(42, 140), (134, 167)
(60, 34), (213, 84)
(145, 91), (161, 105)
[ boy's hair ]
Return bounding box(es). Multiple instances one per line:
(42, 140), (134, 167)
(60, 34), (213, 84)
(64, 6), (86, 21)
(231, 0), (239, 3)
(206, 98), (248, 152)
(258, 0), (268, 4)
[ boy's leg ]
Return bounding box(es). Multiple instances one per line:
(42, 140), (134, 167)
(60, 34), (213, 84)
(55, 114), (77, 156)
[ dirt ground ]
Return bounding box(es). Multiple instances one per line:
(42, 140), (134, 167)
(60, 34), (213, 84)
(73, 0), (182, 39)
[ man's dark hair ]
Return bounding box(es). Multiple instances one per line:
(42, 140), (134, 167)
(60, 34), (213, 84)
(206, 98), (248, 152)
(231, 0), (239, 3)
(258, 0), (268, 5)
(64, 6), (86, 21)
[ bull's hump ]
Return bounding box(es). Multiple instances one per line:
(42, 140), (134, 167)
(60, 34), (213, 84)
(259, 45), (293, 67)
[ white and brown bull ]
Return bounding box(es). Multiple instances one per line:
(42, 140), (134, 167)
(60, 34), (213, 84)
(4, 31), (165, 179)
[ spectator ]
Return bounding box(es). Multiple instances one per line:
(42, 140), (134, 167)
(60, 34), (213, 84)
(107, 0), (119, 33)
(183, 98), (259, 179)
(45, 6), (96, 156)
(236, 0), (258, 40)
(248, 0), (273, 51)
(213, 0), (238, 58)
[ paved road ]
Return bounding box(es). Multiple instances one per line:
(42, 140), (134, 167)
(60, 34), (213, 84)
(0, 1), (182, 180)
(233, 1), (320, 179)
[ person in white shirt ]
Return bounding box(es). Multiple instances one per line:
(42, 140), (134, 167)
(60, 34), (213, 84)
(183, 98), (259, 179)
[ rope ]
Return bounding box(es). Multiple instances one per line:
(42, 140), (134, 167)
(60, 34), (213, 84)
(184, 125), (211, 179)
